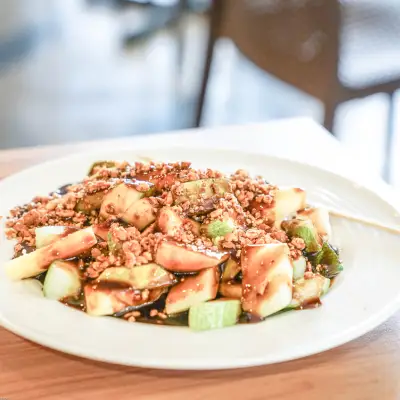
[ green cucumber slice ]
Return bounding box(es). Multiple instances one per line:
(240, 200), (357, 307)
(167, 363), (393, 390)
(292, 256), (306, 281)
(282, 218), (321, 253)
(43, 260), (81, 300)
(189, 299), (241, 331)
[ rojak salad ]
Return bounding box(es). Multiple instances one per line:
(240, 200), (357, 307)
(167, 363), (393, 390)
(4, 160), (343, 331)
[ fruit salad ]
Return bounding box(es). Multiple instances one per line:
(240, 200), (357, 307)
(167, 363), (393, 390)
(4, 160), (343, 331)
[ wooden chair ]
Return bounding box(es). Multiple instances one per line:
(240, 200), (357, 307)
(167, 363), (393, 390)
(195, 0), (400, 181)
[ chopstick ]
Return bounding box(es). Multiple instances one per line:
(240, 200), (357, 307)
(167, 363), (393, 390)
(328, 208), (400, 235)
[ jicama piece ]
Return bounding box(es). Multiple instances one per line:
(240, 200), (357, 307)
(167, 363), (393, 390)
(5, 227), (97, 280)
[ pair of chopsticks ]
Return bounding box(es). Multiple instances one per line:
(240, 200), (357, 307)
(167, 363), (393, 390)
(327, 207), (400, 235)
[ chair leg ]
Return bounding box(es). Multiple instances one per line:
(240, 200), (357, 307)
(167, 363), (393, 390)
(194, 28), (216, 127)
(323, 100), (338, 135)
(194, 1), (224, 127)
(383, 92), (396, 183)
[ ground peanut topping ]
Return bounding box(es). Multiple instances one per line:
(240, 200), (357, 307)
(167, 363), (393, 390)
(4, 159), (342, 329)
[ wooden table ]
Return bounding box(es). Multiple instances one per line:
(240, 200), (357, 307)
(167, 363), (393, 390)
(1, 118), (399, 400)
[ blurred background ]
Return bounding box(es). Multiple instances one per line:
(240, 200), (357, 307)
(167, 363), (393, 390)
(1, 0), (400, 185)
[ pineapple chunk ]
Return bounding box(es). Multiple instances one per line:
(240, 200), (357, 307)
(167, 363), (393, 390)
(249, 187), (306, 227)
(122, 198), (156, 231)
(297, 207), (332, 240)
(241, 243), (293, 318)
(165, 267), (219, 314)
(99, 180), (153, 220)
(98, 264), (176, 290)
(85, 284), (165, 316)
(221, 258), (241, 282)
(155, 241), (229, 272)
(157, 206), (184, 236)
(219, 281), (242, 299)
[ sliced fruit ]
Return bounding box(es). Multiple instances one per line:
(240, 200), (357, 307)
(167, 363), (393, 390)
(298, 207), (332, 240)
(189, 299), (241, 331)
(201, 218), (235, 239)
(241, 243), (293, 318)
(88, 160), (117, 176)
(165, 267), (219, 314)
(99, 180), (153, 220)
(157, 207), (184, 237)
(135, 164), (186, 190)
(289, 274), (330, 308)
(221, 258), (241, 282)
(76, 190), (107, 214)
(174, 178), (231, 212)
(250, 187), (306, 226)
(308, 242), (343, 278)
(219, 281), (242, 299)
(185, 219), (201, 236)
(122, 198), (156, 230)
(93, 222), (111, 241)
(43, 260), (81, 300)
(35, 226), (78, 248)
(292, 255), (307, 281)
(98, 264), (176, 290)
(84, 283), (165, 316)
(5, 227), (97, 280)
(281, 218), (321, 253)
(274, 187), (306, 225)
(155, 241), (229, 272)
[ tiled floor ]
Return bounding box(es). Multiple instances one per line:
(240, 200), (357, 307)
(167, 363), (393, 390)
(0, 0), (399, 186)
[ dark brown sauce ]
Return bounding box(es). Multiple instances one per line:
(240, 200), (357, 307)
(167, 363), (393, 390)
(297, 297), (322, 310)
(63, 291), (85, 311)
(238, 312), (263, 324)
(13, 243), (34, 258)
(52, 183), (73, 196)
(91, 280), (131, 291)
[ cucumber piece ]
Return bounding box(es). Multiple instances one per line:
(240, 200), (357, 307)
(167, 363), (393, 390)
(43, 260), (81, 300)
(289, 274), (330, 308)
(88, 161), (117, 176)
(122, 198), (156, 230)
(241, 243), (293, 318)
(5, 227), (97, 280)
(155, 241), (229, 272)
(308, 242), (343, 278)
(35, 226), (78, 248)
(298, 207), (332, 240)
(281, 218), (321, 253)
(292, 256), (306, 281)
(165, 267), (219, 314)
(85, 284), (165, 316)
(189, 299), (241, 331)
(98, 264), (176, 290)
(201, 218), (235, 239)
(219, 281), (242, 299)
(174, 178), (231, 212)
(157, 207), (184, 236)
(76, 191), (106, 214)
(221, 258), (241, 282)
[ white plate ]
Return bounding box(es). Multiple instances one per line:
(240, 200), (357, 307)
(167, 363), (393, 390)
(1, 147), (400, 370)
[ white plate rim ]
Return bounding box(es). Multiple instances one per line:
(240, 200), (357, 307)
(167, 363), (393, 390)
(1, 146), (400, 370)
